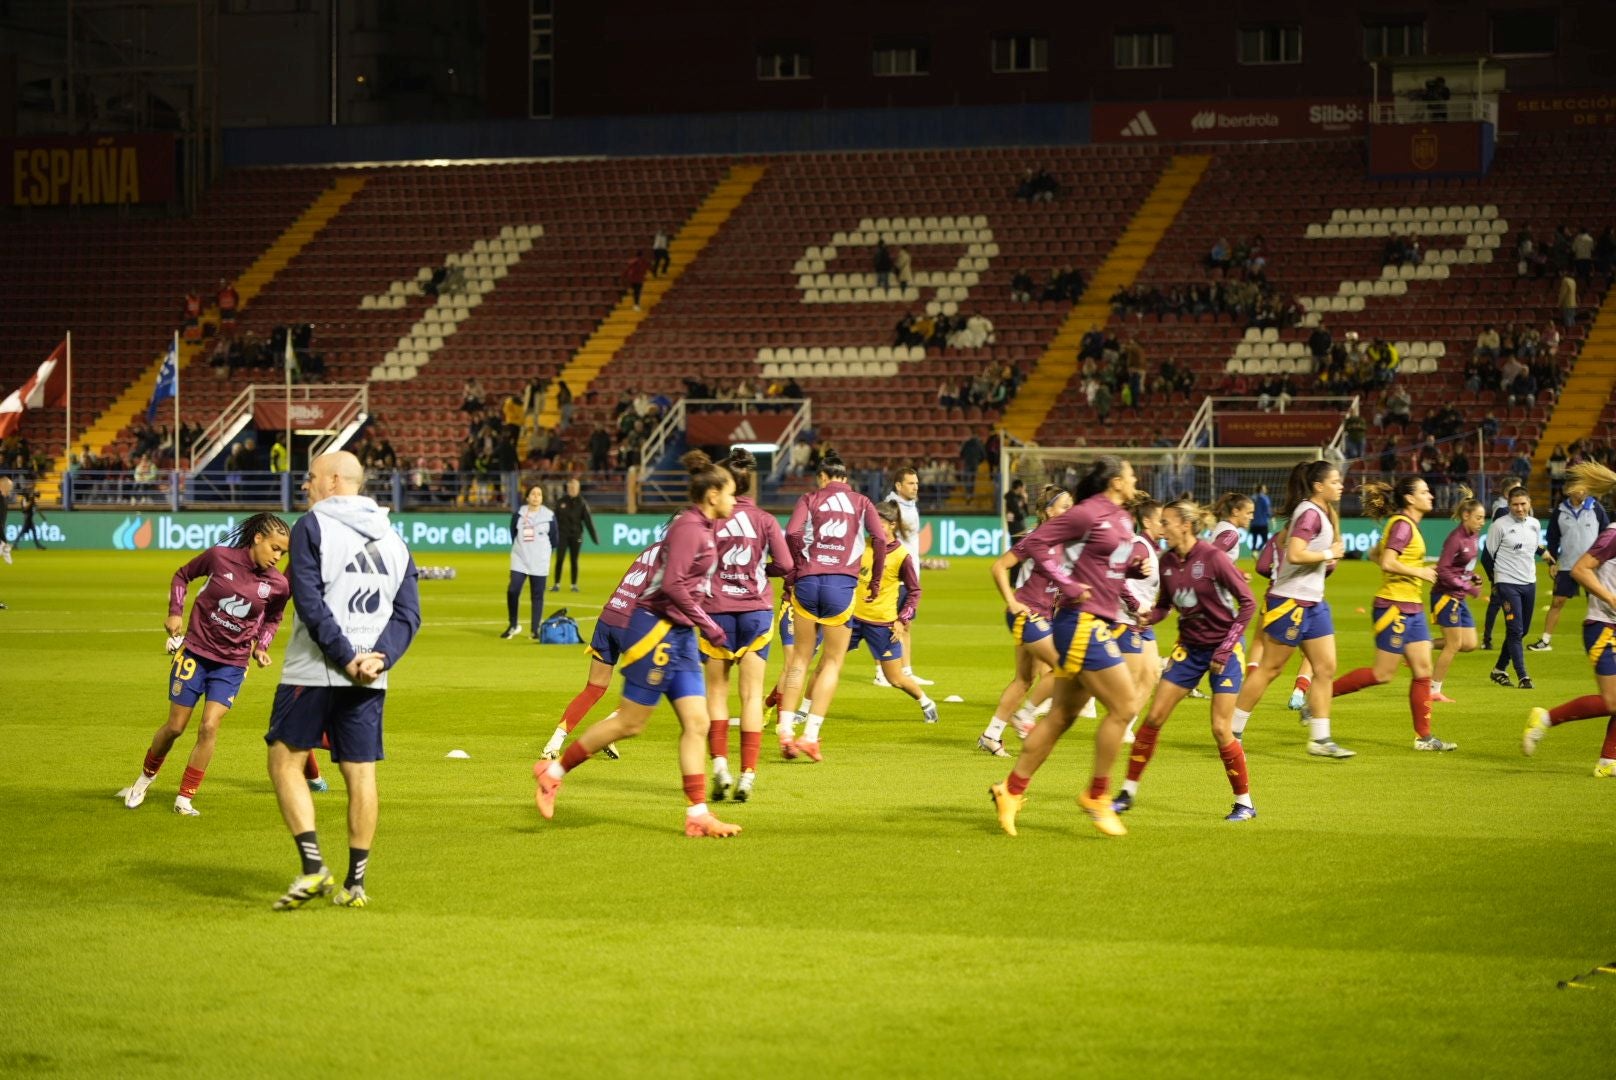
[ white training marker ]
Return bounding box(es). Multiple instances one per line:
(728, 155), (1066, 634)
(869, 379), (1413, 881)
(944, 695), (965, 703)
(445, 749), (471, 760)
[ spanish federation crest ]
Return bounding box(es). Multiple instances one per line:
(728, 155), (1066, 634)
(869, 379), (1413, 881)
(1412, 128), (1439, 171)
(1192, 561), (1205, 579)
(258, 581), (272, 599)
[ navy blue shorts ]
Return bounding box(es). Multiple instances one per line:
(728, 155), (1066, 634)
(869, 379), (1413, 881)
(168, 649), (247, 709)
(265, 684), (386, 763)
(1162, 644), (1245, 694)
(1005, 609), (1054, 646)
(1050, 610), (1124, 675)
(1554, 570), (1581, 599)
(619, 608), (704, 705)
(698, 609), (775, 661)
(1431, 593), (1475, 629)
(1585, 620), (1616, 676)
(847, 619), (902, 662)
(791, 573), (858, 626)
(1263, 596), (1334, 645)
(587, 619), (630, 666)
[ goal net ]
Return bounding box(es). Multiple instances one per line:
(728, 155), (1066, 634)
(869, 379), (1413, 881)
(1001, 444), (1330, 510)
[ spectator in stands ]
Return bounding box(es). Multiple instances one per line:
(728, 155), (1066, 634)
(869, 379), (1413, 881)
(1446, 445), (1471, 503)
(1093, 381), (1113, 424)
(1042, 266), (1083, 304)
(873, 241), (894, 289)
(217, 279), (239, 333)
(1558, 272), (1578, 328)
(1573, 226), (1595, 282)
(1474, 324), (1501, 361)
(1344, 405), (1368, 460)
(587, 424), (612, 472)
(1015, 167), (1058, 203)
(1382, 385), (1413, 430)
(1547, 445), (1570, 502)
(1308, 322), (1332, 363)
(893, 247), (913, 290)
(650, 228), (670, 276)
(269, 437), (289, 474)
(133, 454), (159, 496)
(959, 430), (986, 496)
(1510, 444), (1533, 480)
(461, 377), (486, 414)
(1596, 226), (1616, 279)
(623, 251), (650, 311)
(1508, 369), (1538, 407)
(501, 395), (525, 443)
(555, 380), (573, 429)
(1010, 269), (1034, 303)
(208, 336), (231, 379)
(1078, 324), (1105, 361)
(522, 376), (548, 423)
(182, 291), (203, 342)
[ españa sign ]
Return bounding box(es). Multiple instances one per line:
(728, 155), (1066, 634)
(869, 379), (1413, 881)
(6, 133), (177, 207)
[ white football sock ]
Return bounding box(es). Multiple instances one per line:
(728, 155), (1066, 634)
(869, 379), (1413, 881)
(1231, 708), (1252, 736)
(778, 710), (798, 737)
(1309, 716), (1332, 742)
(984, 717), (1008, 740)
(712, 756), (729, 776)
(803, 714), (824, 742)
(1121, 778), (1139, 796)
(1235, 792), (1254, 808)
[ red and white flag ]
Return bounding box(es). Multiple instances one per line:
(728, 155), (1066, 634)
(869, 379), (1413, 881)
(0, 341), (69, 438)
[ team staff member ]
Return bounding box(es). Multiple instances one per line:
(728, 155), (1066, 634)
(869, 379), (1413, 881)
(1524, 462), (1616, 776)
(117, 513), (292, 816)
(266, 452), (421, 910)
(504, 483), (558, 640)
(1329, 478), (1458, 751)
(1483, 487), (1554, 689)
(1116, 500), (1257, 821)
(551, 477), (599, 593)
(536, 451), (743, 839)
(1249, 484), (1273, 553)
(1531, 489), (1609, 651)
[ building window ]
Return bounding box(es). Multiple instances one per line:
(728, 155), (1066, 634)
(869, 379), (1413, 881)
(1238, 25), (1302, 65)
(992, 34), (1048, 73)
(757, 51), (812, 80)
(1363, 21), (1425, 59)
(1490, 11), (1557, 56)
(1114, 31), (1172, 69)
(873, 42), (929, 77)
(529, 0), (552, 118)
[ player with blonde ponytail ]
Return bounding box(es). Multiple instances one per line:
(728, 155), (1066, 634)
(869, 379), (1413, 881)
(1524, 461), (1616, 776)
(1329, 477), (1459, 752)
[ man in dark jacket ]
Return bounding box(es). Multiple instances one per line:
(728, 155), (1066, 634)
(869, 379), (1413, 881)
(551, 477), (600, 592)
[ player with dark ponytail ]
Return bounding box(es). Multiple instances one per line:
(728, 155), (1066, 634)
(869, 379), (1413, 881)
(537, 451), (745, 838)
(116, 512), (293, 815)
(1429, 488), (1486, 701)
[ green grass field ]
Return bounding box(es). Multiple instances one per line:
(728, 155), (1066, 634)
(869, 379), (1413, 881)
(1, 549), (1612, 1078)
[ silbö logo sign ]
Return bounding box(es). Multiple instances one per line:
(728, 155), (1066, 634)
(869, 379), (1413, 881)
(113, 514), (241, 551)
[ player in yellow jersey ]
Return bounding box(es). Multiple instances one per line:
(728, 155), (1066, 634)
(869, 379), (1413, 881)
(1330, 477), (1458, 751)
(800, 501), (937, 737)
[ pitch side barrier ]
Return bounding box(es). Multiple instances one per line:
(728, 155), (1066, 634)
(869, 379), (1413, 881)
(17, 511), (1520, 557)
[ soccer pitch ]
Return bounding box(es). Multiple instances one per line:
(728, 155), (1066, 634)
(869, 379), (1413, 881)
(1, 551), (1611, 1078)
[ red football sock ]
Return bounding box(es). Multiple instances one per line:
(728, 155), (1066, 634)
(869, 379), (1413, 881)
(1218, 739), (1250, 796)
(179, 767), (205, 799)
(561, 684), (607, 733)
(1294, 674), (1312, 695)
(320, 732), (331, 751)
(1549, 696), (1607, 725)
(303, 753), (322, 781)
(682, 773), (705, 806)
(709, 717), (730, 760)
(1006, 771), (1031, 796)
(1332, 668), (1379, 698)
(1602, 718), (1616, 760)
(1410, 676), (1432, 738)
(559, 741), (592, 773)
(1126, 724), (1162, 783)
(740, 730), (762, 772)
(1086, 775), (1109, 801)
(764, 687), (781, 711)
(142, 750), (166, 779)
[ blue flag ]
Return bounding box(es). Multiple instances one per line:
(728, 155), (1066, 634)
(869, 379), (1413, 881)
(146, 341), (178, 422)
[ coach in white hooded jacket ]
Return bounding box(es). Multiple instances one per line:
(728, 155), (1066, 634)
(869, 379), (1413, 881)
(264, 451), (421, 910)
(879, 466), (934, 686)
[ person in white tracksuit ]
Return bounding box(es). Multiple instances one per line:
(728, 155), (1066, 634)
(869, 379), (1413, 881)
(506, 484), (559, 640)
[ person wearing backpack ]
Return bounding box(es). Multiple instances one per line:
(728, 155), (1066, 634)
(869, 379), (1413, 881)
(505, 484), (558, 640)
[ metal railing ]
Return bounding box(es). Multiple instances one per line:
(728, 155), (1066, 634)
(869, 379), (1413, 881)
(1371, 99), (1497, 126)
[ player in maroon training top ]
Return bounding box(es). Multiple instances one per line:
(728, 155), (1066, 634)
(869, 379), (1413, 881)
(1429, 488), (1486, 703)
(117, 514), (292, 816)
(1117, 501), (1258, 821)
(537, 527), (671, 763)
(538, 452), (745, 838)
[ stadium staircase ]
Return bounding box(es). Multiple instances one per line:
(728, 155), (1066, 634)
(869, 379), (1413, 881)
(1000, 153), (1209, 445)
(1533, 292), (1616, 496)
(534, 164), (768, 429)
(29, 175), (368, 501)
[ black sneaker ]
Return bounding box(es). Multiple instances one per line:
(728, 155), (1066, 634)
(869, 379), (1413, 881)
(1112, 789), (1134, 814)
(1518, 676), (1535, 690)
(500, 626), (521, 640)
(1489, 669), (1512, 687)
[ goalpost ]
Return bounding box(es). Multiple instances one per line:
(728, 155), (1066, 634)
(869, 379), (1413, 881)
(1000, 444), (1332, 513)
